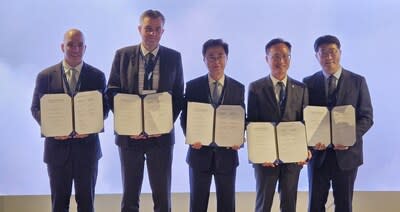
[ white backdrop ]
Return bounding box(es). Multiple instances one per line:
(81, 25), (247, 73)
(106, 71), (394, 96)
(0, 0), (399, 194)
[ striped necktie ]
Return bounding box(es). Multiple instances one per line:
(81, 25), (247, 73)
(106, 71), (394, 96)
(277, 81), (286, 116)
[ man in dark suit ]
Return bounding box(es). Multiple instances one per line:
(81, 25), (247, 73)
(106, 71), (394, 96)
(304, 35), (373, 212)
(180, 39), (245, 212)
(247, 38), (309, 212)
(31, 29), (108, 212)
(106, 10), (184, 212)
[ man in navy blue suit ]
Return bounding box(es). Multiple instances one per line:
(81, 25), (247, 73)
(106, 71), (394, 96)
(180, 39), (245, 212)
(304, 35), (373, 212)
(106, 10), (184, 212)
(31, 28), (108, 212)
(247, 38), (309, 212)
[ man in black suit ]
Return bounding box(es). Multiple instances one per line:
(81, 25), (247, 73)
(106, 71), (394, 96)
(106, 10), (184, 212)
(304, 35), (373, 212)
(247, 38), (309, 212)
(180, 39), (245, 212)
(31, 29), (108, 212)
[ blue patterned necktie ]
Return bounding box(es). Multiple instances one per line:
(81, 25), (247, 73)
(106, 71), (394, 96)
(144, 53), (155, 90)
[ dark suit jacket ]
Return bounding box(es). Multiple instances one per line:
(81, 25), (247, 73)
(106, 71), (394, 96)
(303, 69), (373, 170)
(247, 76), (308, 164)
(107, 45), (184, 146)
(247, 76), (308, 123)
(31, 62), (108, 166)
(180, 74), (245, 172)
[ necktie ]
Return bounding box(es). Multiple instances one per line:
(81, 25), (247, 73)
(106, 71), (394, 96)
(144, 53), (155, 90)
(69, 68), (77, 93)
(277, 81), (286, 116)
(210, 81), (220, 147)
(212, 81), (220, 105)
(327, 75), (337, 107)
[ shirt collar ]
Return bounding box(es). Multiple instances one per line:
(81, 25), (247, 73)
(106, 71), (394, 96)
(269, 74), (287, 87)
(208, 74), (225, 87)
(140, 44), (160, 57)
(63, 60), (83, 74)
(322, 67), (342, 80)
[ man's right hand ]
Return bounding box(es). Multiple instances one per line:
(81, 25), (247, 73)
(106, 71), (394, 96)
(313, 142), (327, 151)
(262, 162), (276, 167)
(191, 142), (202, 149)
(54, 136), (70, 140)
(130, 134), (147, 140)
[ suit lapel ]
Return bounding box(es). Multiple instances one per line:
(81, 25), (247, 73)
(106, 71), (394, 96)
(219, 76), (230, 105)
(158, 46), (168, 92)
(284, 77), (296, 116)
(128, 46), (140, 94)
(201, 75), (213, 103)
(77, 63), (89, 92)
(262, 77), (280, 115)
(335, 69), (348, 105)
(52, 63), (66, 93)
(314, 72), (327, 105)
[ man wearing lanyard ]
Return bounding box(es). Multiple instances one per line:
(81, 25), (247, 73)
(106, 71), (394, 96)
(107, 9), (184, 212)
(31, 28), (108, 212)
(180, 39), (245, 212)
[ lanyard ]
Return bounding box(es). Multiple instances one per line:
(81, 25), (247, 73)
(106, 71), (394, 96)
(141, 51), (160, 73)
(209, 78), (226, 107)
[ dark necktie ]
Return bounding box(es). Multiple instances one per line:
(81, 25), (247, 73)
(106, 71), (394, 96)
(144, 53), (155, 90)
(277, 81), (286, 116)
(69, 68), (77, 94)
(327, 75), (337, 107)
(212, 81), (220, 105)
(210, 81), (221, 146)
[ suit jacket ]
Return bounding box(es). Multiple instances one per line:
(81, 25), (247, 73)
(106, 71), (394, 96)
(303, 69), (373, 170)
(180, 74), (245, 172)
(247, 76), (308, 164)
(247, 76), (308, 123)
(107, 44), (184, 146)
(31, 62), (108, 166)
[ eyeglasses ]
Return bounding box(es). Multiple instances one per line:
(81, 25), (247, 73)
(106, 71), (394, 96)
(268, 54), (291, 61)
(206, 55), (226, 63)
(318, 48), (339, 58)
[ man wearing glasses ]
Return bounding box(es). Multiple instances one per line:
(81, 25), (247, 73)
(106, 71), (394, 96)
(303, 35), (373, 212)
(247, 38), (309, 212)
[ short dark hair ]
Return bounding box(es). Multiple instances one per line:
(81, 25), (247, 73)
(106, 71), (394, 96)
(202, 39), (229, 57)
(140, 9), (165, 25)
(314, 35), (341, 52)
(265, 38), (292, 54)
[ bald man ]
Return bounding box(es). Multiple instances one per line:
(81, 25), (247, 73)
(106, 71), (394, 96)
(31, 29), (108, 212)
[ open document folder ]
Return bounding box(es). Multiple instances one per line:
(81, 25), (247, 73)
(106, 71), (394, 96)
(113, 92), (173, 136)
(185, 102), (245, 147)
(40, 90), (104, 137)
(304, 105), (356, 147)
(247, 122), (308, 164)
